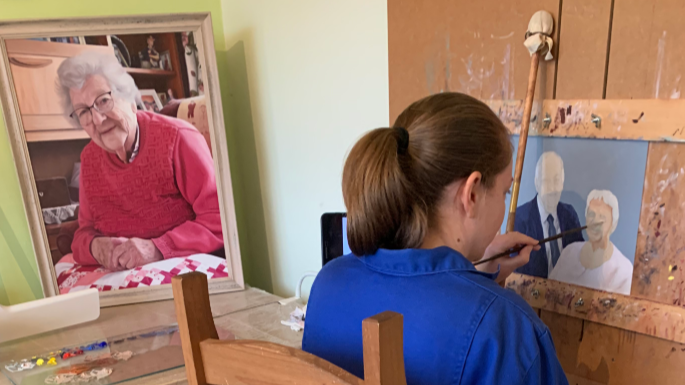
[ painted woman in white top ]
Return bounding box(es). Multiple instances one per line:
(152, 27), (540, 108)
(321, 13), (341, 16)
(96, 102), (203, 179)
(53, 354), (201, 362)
(549, 190), (633, 295)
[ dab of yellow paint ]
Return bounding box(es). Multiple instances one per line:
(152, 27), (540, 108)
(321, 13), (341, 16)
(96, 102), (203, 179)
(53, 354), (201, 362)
(668, 276), (675, 281)
(669, 265), (673, 271)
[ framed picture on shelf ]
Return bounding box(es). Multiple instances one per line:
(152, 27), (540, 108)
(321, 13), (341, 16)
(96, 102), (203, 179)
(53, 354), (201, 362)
(159, 50), (172, 71)
(139, 89), (163, 112)
(111, 35), (131, 68)
(157, 92), (168, 107)
(49, 36), (85, 44)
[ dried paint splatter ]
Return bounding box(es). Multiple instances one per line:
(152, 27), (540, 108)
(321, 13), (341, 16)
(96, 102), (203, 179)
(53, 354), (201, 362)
(655, 31), (667, 98)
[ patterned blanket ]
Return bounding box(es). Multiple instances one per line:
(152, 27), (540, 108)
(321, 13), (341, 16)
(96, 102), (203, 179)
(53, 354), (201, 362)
(55, 254), (230, 294)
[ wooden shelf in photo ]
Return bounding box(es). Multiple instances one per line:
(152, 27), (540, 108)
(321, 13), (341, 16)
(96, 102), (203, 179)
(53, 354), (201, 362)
(116, 33), (187, 99)
(125, 68), (176, 76)
(25, 129), (90, 142)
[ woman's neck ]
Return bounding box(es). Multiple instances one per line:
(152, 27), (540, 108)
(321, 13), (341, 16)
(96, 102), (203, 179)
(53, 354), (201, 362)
(590, 237), (608, 251)
(420, 226), (471, 260)
(115, 125), (138, 164)
(580, 239), (613, 269)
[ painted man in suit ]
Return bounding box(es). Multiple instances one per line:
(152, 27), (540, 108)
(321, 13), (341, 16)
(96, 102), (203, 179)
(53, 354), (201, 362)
(514, 151), (584, 278)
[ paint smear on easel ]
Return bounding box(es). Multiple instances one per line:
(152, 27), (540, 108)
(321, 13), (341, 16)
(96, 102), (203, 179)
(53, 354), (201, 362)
(444, 35), (451, 92)
(459, 54), (495, 97)
(490, 31), (514, 40)
(655, 31), (667, 99)
(425, 60), (436, 94)
(509, 45), (515, 99)
(634, 146), (685, 308)
(671, 75), (681, 99)
(500, 44), (511, 99)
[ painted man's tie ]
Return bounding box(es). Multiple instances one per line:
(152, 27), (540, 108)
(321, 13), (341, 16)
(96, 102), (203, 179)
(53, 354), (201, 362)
(547, 214), (561, 267)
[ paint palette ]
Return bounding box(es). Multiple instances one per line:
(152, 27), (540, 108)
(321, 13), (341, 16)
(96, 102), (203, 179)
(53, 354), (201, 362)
(0, 326), (184, 385)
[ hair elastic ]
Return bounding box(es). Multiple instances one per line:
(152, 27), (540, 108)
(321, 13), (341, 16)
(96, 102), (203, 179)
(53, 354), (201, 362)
(394, 127), (409, 155)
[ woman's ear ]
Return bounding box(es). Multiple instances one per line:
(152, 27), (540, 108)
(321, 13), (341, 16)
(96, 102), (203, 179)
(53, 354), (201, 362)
(460, 171), (483, 218)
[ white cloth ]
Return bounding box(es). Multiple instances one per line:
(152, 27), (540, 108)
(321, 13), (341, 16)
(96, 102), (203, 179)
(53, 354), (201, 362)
(524, 10), (554, 61)
(281, 305), (306, 332)
(549, 241), (633, 295)
(69, 162), (81, 188)
(42, 203), (79, 225)
(537, 196), (562, 276)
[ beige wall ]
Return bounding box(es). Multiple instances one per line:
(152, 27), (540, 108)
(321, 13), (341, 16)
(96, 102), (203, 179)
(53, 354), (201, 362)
(221, 0), (390, 296)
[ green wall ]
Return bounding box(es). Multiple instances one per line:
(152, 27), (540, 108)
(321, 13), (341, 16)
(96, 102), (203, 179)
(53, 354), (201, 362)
(0, 0), (267, 304)
(0, 105), (40, 305)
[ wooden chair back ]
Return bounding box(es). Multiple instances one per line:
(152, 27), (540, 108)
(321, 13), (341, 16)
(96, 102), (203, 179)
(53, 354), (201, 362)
(172, 272), (406, 385)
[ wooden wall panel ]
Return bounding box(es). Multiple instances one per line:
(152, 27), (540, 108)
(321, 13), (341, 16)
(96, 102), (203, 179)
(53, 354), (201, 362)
(554, 0), (612, 98)
(606, 0), (685, 306)
(388, 0), (559, 123)
(605, 0), (685, 99)
(633, 143), (685, 305)
(543, 311), (685, 385)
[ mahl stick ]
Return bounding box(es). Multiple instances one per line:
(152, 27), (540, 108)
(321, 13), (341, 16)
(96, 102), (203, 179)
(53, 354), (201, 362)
(505, 10), (556, 233)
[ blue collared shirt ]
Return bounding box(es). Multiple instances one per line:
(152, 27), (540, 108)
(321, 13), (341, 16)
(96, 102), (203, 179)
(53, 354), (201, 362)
(302, 247), (568, 385)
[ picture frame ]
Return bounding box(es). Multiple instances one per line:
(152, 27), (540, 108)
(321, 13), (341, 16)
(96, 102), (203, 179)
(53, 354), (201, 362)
(159, 50), (171, 71)
(139, 89), (163, 112)
(0, 13), (244, 307)
(157, 92), (168, 107)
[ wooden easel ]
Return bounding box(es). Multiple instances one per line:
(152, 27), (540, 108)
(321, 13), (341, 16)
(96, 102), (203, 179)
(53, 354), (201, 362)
(388, 1), (685, 383)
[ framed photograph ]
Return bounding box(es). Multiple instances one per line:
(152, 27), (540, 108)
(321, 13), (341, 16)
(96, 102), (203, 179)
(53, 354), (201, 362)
(0, 14), (243, 307)
(157, 92), (168, 107)
(140, 89), (163, 112)
(159, 50), (172, 71)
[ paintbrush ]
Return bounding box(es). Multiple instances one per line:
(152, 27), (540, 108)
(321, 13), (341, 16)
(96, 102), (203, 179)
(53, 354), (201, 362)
(474, 224), (594, 266)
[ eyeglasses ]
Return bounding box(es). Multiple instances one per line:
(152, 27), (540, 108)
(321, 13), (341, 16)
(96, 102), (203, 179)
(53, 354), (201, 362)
(69, 91), (114, 126)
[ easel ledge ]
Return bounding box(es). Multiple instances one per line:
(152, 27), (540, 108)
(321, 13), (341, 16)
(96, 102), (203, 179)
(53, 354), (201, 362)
(506, 273), (685, 344)
(486, 99), (685, 142)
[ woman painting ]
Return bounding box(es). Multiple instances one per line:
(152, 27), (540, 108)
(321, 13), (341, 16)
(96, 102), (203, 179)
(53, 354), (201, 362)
(57, 52), (223, 271)
(303, 93), (567, 384)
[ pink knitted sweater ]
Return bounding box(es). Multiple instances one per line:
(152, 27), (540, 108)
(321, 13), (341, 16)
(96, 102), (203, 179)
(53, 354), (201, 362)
(72, 111), (224, 265)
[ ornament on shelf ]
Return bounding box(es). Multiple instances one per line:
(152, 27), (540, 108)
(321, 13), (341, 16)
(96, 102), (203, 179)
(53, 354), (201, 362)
(139, 35), (160, 69)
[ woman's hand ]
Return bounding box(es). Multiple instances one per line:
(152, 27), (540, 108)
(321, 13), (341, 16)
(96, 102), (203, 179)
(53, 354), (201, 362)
(91, 236), (128, 270)
(113, 238), (164, 270)
(477, 232), (540, 284)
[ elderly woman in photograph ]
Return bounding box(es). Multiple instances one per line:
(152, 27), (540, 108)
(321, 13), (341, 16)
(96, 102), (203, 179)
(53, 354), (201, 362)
(59, 52), (223, 271)
(549, 190), (633, 295)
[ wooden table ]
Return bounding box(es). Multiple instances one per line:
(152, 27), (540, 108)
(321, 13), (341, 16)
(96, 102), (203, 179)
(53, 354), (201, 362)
(0, 287), (305, 385)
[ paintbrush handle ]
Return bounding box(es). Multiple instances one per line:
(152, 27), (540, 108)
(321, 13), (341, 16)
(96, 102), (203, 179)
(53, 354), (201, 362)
(474, 225), (588, 266)
(540, 224), (588, 245)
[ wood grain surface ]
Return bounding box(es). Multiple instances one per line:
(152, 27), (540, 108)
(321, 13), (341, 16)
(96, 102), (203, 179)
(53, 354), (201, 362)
(388, 0), (560, 123)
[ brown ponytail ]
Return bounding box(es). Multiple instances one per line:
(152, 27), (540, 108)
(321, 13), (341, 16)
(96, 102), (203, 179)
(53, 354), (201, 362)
(342, 92), (512, 256)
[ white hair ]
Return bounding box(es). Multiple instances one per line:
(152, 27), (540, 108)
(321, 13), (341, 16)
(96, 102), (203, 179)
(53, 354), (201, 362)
(56, 51), (142, 116)
(534, 151), (564, 186)
(586, 189), (619, 234)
